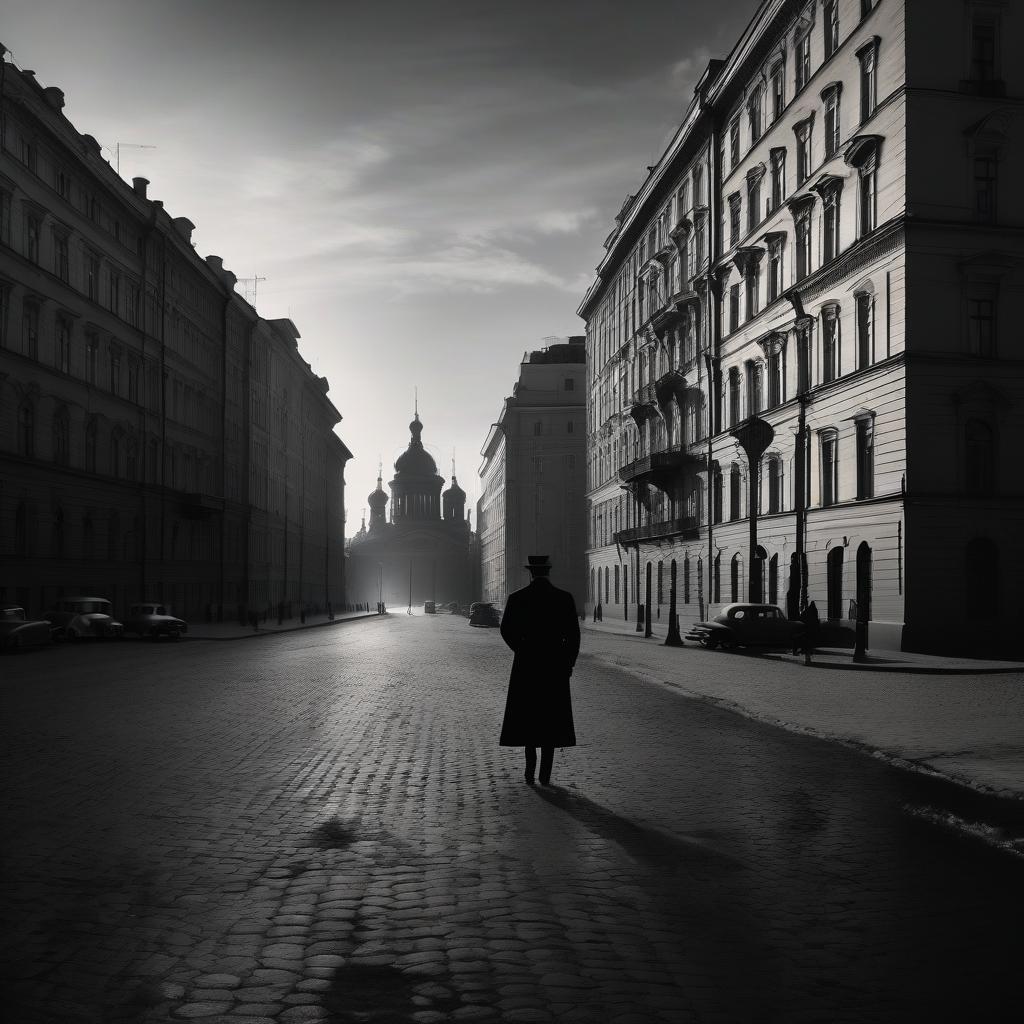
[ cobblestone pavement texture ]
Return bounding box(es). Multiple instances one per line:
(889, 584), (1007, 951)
(3, 615), (1023, 1023)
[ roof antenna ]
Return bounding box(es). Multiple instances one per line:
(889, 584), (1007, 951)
(414, 386), (418, 418)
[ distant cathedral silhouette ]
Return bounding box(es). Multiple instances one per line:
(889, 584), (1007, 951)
(347, 411), (476, 608)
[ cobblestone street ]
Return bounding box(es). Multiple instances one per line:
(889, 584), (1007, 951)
(3, 615), (1023, 1024)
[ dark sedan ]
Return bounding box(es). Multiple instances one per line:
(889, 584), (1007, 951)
(0, 607), (54, 650)
(124, 603), (188, 639)
(685, 603), (804, 650)
(469, 602), (501, 628)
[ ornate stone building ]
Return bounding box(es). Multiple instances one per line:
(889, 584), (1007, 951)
(478, 338), (587, 609)
(580, 0), (1024, 655)
(347, 413), (474, 608)
(0, 54), (351, 621)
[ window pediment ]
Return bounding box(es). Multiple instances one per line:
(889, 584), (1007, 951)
(811, 172), (846, 197)
(844, 134), (883, 168)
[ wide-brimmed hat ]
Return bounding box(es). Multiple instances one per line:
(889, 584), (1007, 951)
(524, 554), (552, 571)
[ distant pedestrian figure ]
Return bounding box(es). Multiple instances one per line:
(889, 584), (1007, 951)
(799, 600), (820, 665)
(499, 555), (580, 785)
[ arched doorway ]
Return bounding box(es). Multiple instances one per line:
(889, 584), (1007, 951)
(827, 546), (844, 619)
(856, 542), (872, 622)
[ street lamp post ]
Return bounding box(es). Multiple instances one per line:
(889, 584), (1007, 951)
(730, 416), (775, 603)
(664, 557), (683, 646)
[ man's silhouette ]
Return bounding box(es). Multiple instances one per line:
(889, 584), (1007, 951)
(498, 555), (580, 785)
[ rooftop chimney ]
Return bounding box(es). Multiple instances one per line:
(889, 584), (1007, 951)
(132, 177), (149, 199)
(172, 216), (195, 241)
(43, 86), (65, 110)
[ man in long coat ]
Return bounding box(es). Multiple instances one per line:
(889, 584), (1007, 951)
(498, 555), (580, 785)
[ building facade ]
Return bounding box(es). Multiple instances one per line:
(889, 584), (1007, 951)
(0, 56), (351, 622)
(579, 0), (1024, 655)
(347, 413), (475, 608)
(478, 338), (587, 609)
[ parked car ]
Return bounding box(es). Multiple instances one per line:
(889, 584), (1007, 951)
(424, 601), (436, 614)
(44, 596), (124, 640)
(469, 602), (501, 628)
(684, 603), (803, 650)
(0, 606), (54, 650)
(124, 603), (188, 640)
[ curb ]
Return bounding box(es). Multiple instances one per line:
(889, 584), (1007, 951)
(184, 612), (384, 641)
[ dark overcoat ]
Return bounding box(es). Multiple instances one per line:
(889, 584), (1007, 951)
(498, 578), (579, 747)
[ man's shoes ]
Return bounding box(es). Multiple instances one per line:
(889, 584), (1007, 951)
(538, 772), (551, 785)
(524, 772), (535, 784)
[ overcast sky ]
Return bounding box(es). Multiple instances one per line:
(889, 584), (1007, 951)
(6, 0), (755, 526)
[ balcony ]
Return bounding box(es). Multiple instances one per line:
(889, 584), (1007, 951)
(614, 517), (699, 545)
(654, 369), (693, 410)
(618, 447), (706, 496)
(628, 382), (660, 427)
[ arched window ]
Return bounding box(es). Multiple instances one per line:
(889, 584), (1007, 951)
(827, 546), (844, 619)
(614, 564), (620, 604)
(683, 555), (692, 604)
(657, 561), (664, 605)
(590, 568), (595, 602)
(767, 456), (783, 513)
(15, 502), (29, 556)
(18, 403), (34, 457)
(110, 430), (122, 478)
(768, 553), (779, 605)
(965, 418), (995, 493)
(51, 505), (65, 558)
(108, 512), (120, 562)
(604, 566), (609, 604)
(730, 553), (742, 603)
(53, 407), (70, 466)
(729, 463), (742, 521)
(85, 418), (97, 473)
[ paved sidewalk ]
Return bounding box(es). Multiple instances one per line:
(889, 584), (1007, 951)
(185, 610), (382, 640)
(581, 620), (1024, 800)
(583, 616), (1023, 673)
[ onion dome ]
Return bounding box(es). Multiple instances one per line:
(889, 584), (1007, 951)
(394, 413), (439, 478)
(442, 474), (466, 522)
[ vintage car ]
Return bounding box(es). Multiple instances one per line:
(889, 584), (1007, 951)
(469, 602), (501, 628)
(0, 606), (54, 650)
(124, 603), (188, 639)
(424, 601), (437, 615)
(684, 603), (804, 650)
(44, 596), (124, 640)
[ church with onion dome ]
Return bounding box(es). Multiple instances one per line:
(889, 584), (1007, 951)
(347, 411), (477, 608)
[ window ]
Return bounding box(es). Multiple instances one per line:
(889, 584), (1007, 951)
(128, 360), (139, 403)
(822, 307), (839, 383)
(730, 119), (740, 169)
(767, 343), (783, 407)
(974, 155), (996, 221)
(965, 419), (995, 493)
(770, 148), (787, 211)
(747, 174), (762, 232)
(823, 189), (840, 261)
(22, 300), (39, 359)
(127, 282), (141, 327)
(771, 62), (785, 120)
(0, 285), (8, 348)
(110, 347), (121, 395)
(729, 194), (741, 246)
(25, 212), (41, 264)
(855, 416), (874, 499)
(533, 421), (542, 436)
(53, 408), (70, 466)
(965, 538), (998, 620)
(745, 264), (760, 320)
(728, 367), (741, 424)
(54, 232), (69, 282)
(683, 556), (691, 603)
(109, 272), (120, 315)
(970, 18), (997, 83)
(693, 165), (705, 206)
(730, 464), (742, 520)
(767, 456), (783, 513)
(18, 403), (35, 456)
(567, 420), (574, 434)
(858, 39), (879, 123)
(861, 0), (876, 16)
(859, 157), (878, 235)
(748, 87), (764, 144)
(86, 333), (98, 384)
(795, 33), (811, 92)
(55, 167), (71, 201)
(657, 562), (664, 605)
(564, 377), (575, 391)
(795, 121), (812, 185)
(768, 237), (784, 301)
(967, 294), (995, 357)
(856, 293), (874, 369)
(85, 418), (97, 472)
(820, 433), (838, 506)
(86, 254), (99, 301)
(797, 321), (812, 393)
(746, 360), (763, 414)
(824, 86), (841, 158)
(56, 317), (71, 374)
(712, 466), (723, 524)
(731, 554), (741, 603)
(795, 211), (812, 281)
(824, 0), (839, 60)
(827, 548), (844, 619)
(0, 189), (10, 245)
(729, 283), (740, 333)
